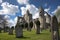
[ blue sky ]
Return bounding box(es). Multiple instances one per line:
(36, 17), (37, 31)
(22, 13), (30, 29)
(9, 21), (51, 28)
(0, 0), (60, 27)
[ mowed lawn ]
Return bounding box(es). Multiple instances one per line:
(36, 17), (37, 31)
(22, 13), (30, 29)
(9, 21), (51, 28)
(0, 29), (60, 40)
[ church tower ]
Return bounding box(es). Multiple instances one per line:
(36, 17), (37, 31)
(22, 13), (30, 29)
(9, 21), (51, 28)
(39, 7), (46, 29)
(24, 10), (32, 23)
(23, 10), (32, 31)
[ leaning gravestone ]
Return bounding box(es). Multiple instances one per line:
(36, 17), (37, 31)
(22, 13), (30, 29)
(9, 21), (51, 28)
(8, 26), (14, 35)
(51, 15), (59, 40)
(35, 19), (40, 34)
(15, 17), (24, 38)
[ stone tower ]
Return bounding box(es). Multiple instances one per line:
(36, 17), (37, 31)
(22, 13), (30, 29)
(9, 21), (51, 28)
(39, 7), (46, 30)
(24, 10), (32, 22)
(23, 10), (32, 31)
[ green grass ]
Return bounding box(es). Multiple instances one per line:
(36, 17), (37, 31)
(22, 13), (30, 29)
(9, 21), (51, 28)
(0, 29), (52, 40)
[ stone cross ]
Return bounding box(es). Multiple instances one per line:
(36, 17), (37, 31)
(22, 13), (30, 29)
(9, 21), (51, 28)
(51, 15), (59, 40)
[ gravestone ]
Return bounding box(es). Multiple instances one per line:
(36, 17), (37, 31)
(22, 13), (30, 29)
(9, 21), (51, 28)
(15, 17), (24, 38)
(8, 26), (14, 35)
(51, 15), (59, 40)
(35, 18), (40, 34)
(29, 20), (33, 31)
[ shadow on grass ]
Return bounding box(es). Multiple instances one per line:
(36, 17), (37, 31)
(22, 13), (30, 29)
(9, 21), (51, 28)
(42, 32), (50, 35)
(36, 32), (50, 35)
(15, 36), (30, 39)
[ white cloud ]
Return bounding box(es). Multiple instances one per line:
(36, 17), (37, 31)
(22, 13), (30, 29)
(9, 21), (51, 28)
(4, 15), (10, 20)
(17, 0), (29, 5)
(26, 4), (38, 14)
(14, 17), (18, 27)
(44, 7), (50, 12)
(4, 15), (10, 26)
(21, 7), (27, 15)
(0, 0), (2, 3)
(18, 0), (39, 19)
(7, 19), (14, 27)
(20, 4), (39, 19)
(32, 12), (39, 19)
(4, 15), (18, 27)
(52, 6), (60, 14)
(0, 2), (19, 15)
(52, 6), (60, 22)
(8, 17), (18, 27)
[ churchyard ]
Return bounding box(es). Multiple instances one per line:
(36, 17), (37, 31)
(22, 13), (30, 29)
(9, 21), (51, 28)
(0, 7), (60, 40)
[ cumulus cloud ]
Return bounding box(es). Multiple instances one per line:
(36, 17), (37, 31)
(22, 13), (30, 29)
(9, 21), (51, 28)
(4, 15), (10, 26)
(32, 12), (39, 19)
(8, 17), (18, 27)
(52, 6), (60, 22)
(14, 17), (18, 27)
(0, 2), (19, 15)
(17, 0), (29, 5)
(21, 7), (27, 15)
(17, 0), (39, 19)
(0, 0), (2, 3)
(7, 19), (14, 27)
(26, 4), (38, 14)
(20, 4), (39, 19)
(4, 15), (18, 27)
(52, 6), (60, 15)
(4, 15), (10, 20)
(44, 7), (50, 12)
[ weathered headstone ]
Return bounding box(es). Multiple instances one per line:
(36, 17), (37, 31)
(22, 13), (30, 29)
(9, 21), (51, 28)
(51, 15), (59, 40)
(35, 18), (40, 34)
(15, 17), (24, 38)
(8, 26), (14, 35)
